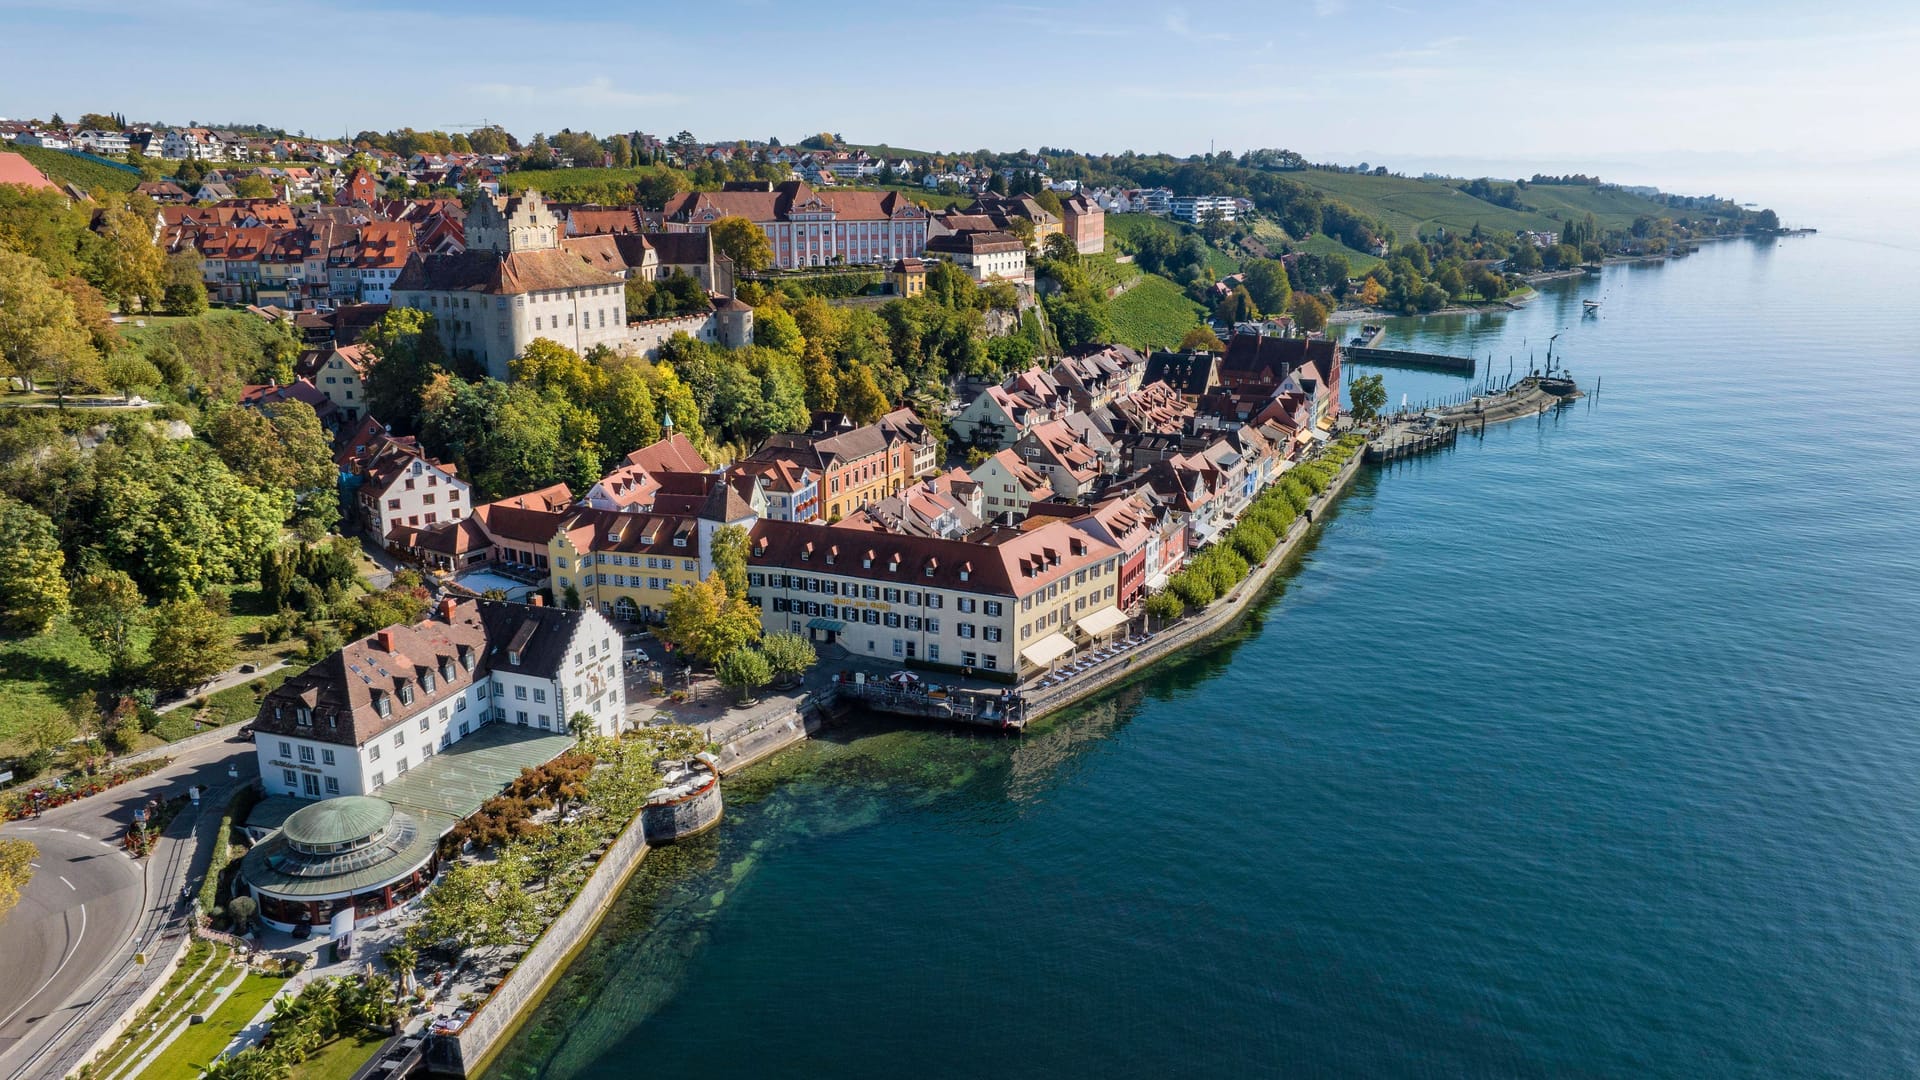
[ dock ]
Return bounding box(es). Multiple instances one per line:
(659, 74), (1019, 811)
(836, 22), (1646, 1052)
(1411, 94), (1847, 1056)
(1366, 376), (1582, 462)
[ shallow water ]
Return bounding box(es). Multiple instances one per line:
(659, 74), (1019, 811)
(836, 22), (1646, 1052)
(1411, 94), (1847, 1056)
(488, 231), (1920, 1079)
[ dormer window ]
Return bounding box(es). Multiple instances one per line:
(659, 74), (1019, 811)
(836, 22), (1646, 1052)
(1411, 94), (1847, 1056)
(422, 672), (437, 694)
(508, 649), (521, 665)
(375, 693), (392, 718)
(398, 683), (414, 707)
(459, 647), (473, 671)
(441, 658), (455, 682)
(296, 707), (312, 726)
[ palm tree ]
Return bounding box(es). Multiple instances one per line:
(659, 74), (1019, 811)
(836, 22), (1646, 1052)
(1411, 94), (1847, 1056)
(382, 943), (418, 1001)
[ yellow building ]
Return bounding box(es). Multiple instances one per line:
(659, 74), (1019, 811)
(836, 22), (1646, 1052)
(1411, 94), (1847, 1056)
(548, 509), (706, 623)
(891, 257), (926, 298)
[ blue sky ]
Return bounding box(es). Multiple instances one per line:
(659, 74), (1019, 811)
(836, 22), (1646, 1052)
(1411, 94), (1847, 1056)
(2, 0), (1914, 192)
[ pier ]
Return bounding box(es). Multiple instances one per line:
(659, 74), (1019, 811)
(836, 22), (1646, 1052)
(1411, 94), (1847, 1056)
(1366, 376), (1583, 462)
(1343, 346), (1477, 375)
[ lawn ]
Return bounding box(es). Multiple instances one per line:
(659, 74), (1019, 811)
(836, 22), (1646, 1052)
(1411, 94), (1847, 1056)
(1294, 232), (1384, 274)
(136, 968), (291, 1080)
(1107, 274), (1208, 352)
(289, 1033), (388, 1080)
(0, 619), (110, 754)
(1104, 214), (1240, 279)
(0, 583), (299, 756)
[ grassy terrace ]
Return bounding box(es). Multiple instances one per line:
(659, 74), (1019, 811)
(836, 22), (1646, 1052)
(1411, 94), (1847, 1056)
(136, 968), (293, 1080)
(0, 582), (303, 756)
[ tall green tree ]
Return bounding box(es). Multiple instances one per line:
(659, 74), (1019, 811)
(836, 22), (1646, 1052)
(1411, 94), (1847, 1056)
(1347, 372), (1387, 421)
(709, 523), (750, 600)
(0, 249), (100, 403)
(0, 495), (68, 635)
(1240, 258), (1292, 316)
(706, 215), (773, 273)
(662, 575), (762, 666)
(70, 567), (146, 680)
(361, 307), (448, 432)
(146, 594), (234, 691)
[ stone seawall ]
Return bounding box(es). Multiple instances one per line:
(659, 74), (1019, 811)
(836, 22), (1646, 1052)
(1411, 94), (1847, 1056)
(426, 806), (652, 1077)
(1018, 448), (1367, 722)
(641, 780), (723, 842)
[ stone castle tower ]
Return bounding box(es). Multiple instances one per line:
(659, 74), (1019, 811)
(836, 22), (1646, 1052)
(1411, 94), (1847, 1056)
(465, 188), (560, 255)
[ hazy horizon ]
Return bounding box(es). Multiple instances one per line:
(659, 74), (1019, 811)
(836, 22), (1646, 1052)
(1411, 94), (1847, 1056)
(4, 0), (1914, 229)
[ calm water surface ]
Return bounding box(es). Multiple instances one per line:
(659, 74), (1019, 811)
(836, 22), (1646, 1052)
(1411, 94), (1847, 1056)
(489, 231), (1920, 1078)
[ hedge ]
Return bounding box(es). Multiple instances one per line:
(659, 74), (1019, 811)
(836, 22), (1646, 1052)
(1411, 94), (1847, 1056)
(198, 784), (260, 915)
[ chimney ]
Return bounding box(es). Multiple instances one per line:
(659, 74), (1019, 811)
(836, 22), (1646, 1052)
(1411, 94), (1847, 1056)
(438, 597), (457, 622)
(376, 628), (395, 651)
(531, 594), (545, 607)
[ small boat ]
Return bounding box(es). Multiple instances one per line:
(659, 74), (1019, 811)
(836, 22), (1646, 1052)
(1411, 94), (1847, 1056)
(1582, 299), (1601, 316)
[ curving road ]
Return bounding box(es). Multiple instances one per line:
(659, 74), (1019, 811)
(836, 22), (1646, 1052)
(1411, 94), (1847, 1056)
(0, 819), (145, 1061)
(0, 728), (260, 1078)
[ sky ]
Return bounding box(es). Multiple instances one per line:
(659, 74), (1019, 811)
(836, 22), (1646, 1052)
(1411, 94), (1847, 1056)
(2, 0), (1916, 205)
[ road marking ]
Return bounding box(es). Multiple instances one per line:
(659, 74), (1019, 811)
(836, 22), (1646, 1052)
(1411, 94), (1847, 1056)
(0, 904), (85, 1031)
(59, 876), (74, 891)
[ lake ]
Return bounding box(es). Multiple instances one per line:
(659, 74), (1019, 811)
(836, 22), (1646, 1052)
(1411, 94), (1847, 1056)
(487, 227), (1920, 1079)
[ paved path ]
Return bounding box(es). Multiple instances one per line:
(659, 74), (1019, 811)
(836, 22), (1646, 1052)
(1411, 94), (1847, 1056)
(0, 733), (259, 1080)
(156, 659), (289, 715)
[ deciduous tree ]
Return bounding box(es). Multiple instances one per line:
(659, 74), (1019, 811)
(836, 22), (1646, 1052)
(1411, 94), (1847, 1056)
(707, 215), (772, 273)
(0, 495), (68, 635)
(662, 575), (761, 666)
(716, 647), (772, 703)
(146, 594), (234, 692)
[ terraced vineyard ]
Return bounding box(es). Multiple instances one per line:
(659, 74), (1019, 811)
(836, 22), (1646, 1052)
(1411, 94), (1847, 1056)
(8, 144), (142, 193)
(1107, 274), (1208, 351)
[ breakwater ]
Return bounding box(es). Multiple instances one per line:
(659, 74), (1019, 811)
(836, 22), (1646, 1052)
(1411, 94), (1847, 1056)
(1344, 345), (1477, 374)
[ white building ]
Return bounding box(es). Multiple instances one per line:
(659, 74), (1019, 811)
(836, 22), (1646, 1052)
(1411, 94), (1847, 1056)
(251, 598), (627, 802)
(392, 189), (752, 379)
(746, 517), (1128, 677)
(76, 129), (132, 156)
(923, 230), (1027, 283)
(161, 127), (226, 161)
(1169, 195), (1237, 225)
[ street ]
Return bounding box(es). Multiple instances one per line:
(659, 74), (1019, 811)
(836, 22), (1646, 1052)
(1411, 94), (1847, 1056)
(0, 729), (260, 1079)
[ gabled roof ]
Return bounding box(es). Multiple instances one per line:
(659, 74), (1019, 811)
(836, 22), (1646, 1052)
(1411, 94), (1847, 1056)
(623, 432), (709, 474)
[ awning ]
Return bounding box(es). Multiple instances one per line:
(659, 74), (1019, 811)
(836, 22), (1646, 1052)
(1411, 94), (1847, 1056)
(806, 618), (846, 631)
(1075, 606), (1130, 637)
(1020, 632), (1077, 668)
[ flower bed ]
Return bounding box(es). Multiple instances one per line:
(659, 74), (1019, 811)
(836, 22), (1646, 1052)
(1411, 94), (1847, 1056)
(1, 757), (172, 821)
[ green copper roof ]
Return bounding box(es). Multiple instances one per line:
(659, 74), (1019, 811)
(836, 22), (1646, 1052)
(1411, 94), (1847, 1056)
(281, 795), (394, 848)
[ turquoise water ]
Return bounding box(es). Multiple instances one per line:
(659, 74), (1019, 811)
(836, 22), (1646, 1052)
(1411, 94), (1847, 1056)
(488, 232), (1920, 1078)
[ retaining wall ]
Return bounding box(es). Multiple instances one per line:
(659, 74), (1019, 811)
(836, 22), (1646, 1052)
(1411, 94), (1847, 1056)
(641, 781), (723, 842)
(425, 806), (652, 1077)
(1018, 447), (1366, 721)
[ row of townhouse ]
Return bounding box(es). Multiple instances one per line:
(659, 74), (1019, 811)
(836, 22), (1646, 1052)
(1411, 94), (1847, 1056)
(744, 408), (938, 522)
(251, 595), (626, 802)
(162, 217), (416, 307)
